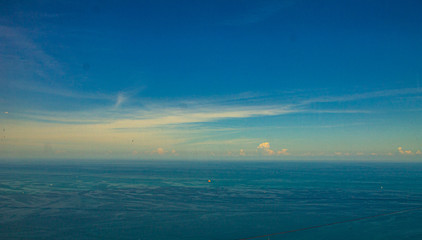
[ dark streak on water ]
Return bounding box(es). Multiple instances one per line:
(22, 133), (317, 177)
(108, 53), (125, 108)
(1, 161), (422, 239)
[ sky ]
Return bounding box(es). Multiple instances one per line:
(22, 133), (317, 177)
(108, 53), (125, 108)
(0, 0), (421, 161)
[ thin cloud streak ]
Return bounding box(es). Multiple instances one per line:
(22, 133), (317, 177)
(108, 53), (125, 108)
(0, 25), (63, 76)
(110, 107), (295, 129)
(10, 80), (114, 101)
(302, 88), (422, 105)
(114, 92), (127, 108)
(9, 87), (420, 129)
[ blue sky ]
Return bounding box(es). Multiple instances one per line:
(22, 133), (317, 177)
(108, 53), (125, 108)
(0, 0), (421, 160)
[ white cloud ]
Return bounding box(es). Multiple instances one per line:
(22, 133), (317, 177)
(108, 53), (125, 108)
(153, 147), (166, 155)
(257, 142), (275, 155)
(416, 150), (421, 155)
(171, 149), (178, 156)
(145, 147), (169, 155)
(398, 146), (413, 155)
(257, 142), (271, 149)
(277, 149), (289, 155)
(239, 149), (246, 156)
(257, 142), (289, 156)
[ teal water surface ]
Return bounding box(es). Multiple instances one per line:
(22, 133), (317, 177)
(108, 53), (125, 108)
(1, 161), (421, 239)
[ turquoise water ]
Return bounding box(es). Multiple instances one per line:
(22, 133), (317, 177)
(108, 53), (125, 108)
(1, 161), (421, 239)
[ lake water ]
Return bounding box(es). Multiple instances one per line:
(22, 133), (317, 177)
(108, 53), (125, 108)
(1, 161), (421, 239)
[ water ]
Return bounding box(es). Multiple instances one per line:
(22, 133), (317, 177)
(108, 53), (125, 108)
(1, 161), (421, 239)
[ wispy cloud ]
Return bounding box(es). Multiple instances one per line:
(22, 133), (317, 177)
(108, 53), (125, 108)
(3, 25), (419, 130)
(0, 25), (63, 77)
(302, 88), (422, 105)
(114, 92), (127, 108)
(62, 104), (296, 129)
(113, 88), (146, 109)
(10, 80), (114, 100)
(9, 86), (421, 130)
(1, 25), (146, 107)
